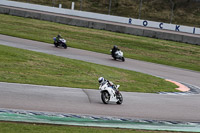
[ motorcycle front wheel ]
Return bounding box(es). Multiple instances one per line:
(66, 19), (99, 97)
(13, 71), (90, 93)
(116, 92), (123, 104)
(101, 91), (110, 104)
(62, 43), (67, 49)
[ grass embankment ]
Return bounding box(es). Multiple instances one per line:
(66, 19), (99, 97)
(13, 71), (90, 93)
(0, 44), (177, 93)
(0, 14), (199, 71)
(0, 122), (191, 133)
(11, 0), (200, 27)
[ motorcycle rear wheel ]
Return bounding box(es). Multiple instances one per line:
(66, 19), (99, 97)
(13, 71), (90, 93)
(122, 57), (125, 62)
(112, 55), (116, 60)
(54, 42), (58, 47)
(101, 91), (110, 104)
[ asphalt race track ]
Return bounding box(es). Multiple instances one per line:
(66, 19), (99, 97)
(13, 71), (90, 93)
(1, 82), (200, 122)
(0, 34), (200, 123)
(0, 34), (200, 87)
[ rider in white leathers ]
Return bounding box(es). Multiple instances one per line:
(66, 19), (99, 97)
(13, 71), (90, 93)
(98, 77), (119, 95)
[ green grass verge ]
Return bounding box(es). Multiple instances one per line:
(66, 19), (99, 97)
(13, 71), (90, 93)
(0, 44), (177, 93)
(0, 14), (199, 71)
(0, 122), (189, 133)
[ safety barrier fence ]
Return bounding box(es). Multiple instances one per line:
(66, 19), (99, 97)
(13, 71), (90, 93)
(0, 0), (200, 35)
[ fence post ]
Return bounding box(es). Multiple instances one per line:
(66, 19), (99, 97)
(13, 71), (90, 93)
(72, 2), (75, 10)
(59, 4), (62, 8)
(138, 0), (143, 19)
(170, 0), (174, 24)
(80, 0), (83, 10)
(52, 0), (55, 7)
(108, 0), (112, 15)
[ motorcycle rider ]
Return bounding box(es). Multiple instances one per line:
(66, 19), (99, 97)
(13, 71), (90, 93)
(55, 34), (62, 44)
(98, 77), (119, 95)
(111, 45), (120, 58)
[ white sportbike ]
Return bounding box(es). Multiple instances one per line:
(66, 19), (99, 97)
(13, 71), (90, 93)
(111, 50), (125, 62)
(99, 83), (123, 104)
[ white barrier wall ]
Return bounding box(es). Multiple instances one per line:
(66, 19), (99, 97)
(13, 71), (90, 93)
(128, 19), (199, 34)
(0, 0), (200, 35)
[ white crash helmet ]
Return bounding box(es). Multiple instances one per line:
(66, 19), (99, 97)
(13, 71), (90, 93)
(98, 77), (104, 84)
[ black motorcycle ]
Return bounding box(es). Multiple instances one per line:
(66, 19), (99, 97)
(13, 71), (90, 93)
(53, 37), (67, 49)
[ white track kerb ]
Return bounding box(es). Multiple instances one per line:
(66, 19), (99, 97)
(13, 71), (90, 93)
(1, 109), (200, 132)
(0, 0), (200, 35)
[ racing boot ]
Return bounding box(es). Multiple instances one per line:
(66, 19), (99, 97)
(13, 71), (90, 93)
(113, 85), (120, 97)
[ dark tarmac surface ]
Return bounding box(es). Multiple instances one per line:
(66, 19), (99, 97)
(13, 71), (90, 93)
(0, 34), (200, 122)
(0, 34), (200, 87)
(1, 82), (200, 122)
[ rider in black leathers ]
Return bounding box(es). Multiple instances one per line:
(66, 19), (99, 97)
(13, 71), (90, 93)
(55, 34), (62, 44)
(111, 45), (120, 58)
